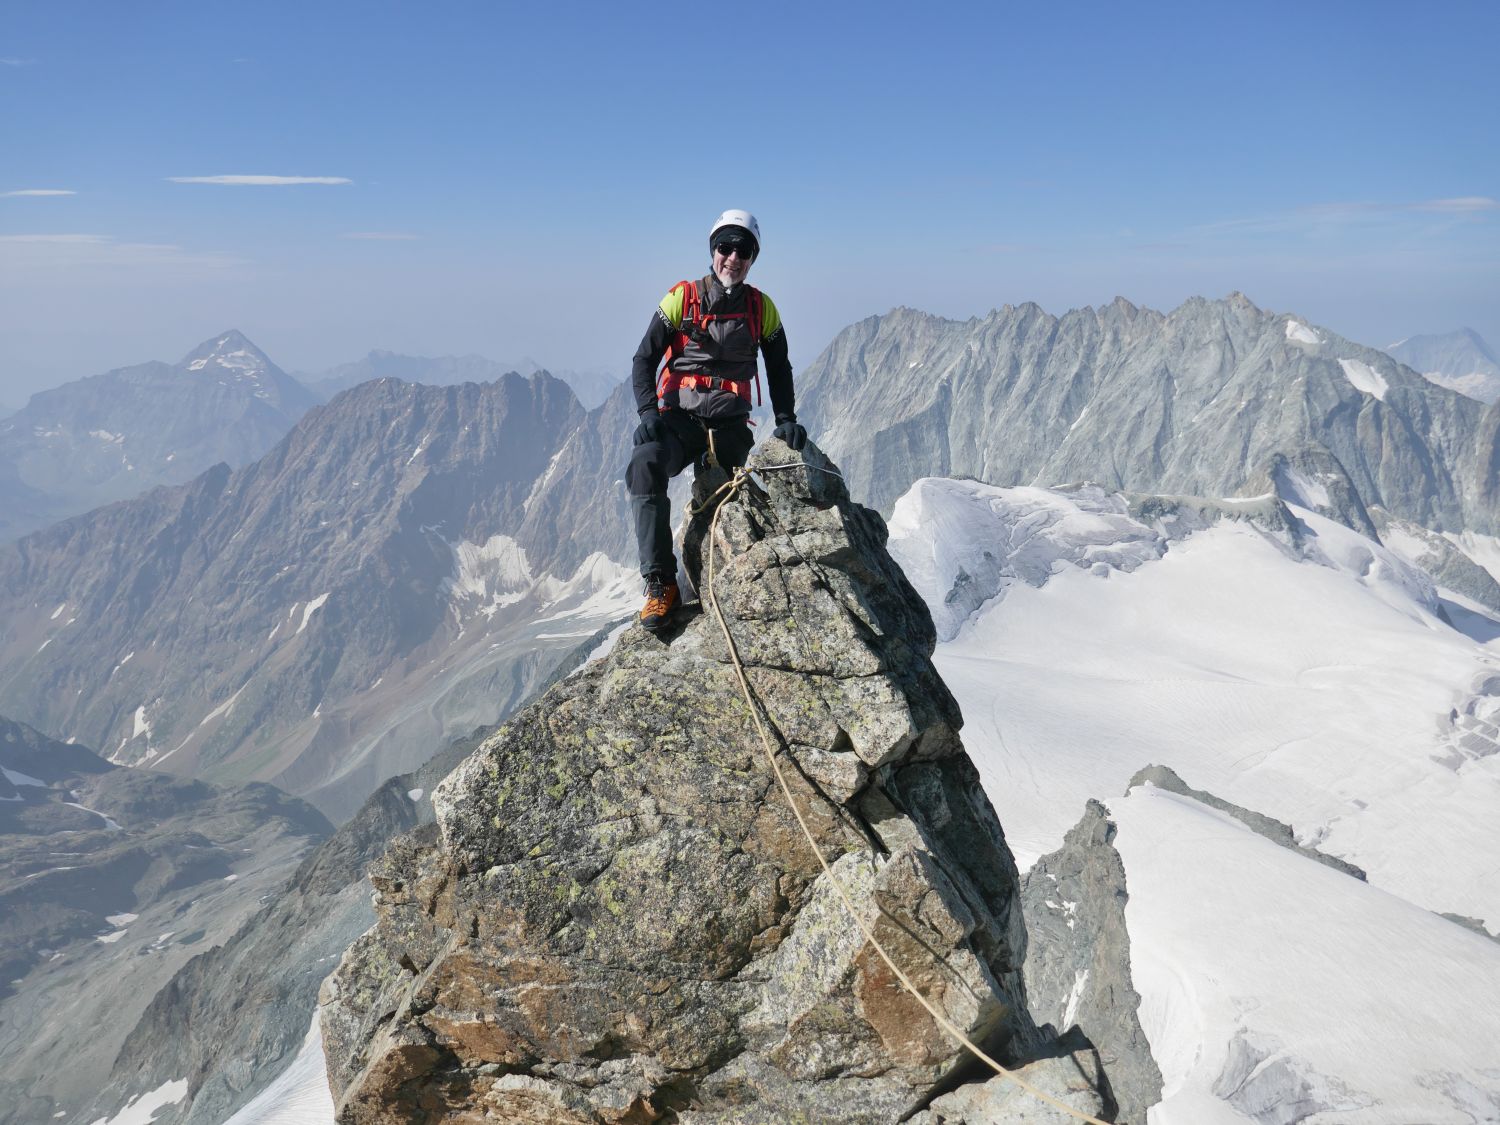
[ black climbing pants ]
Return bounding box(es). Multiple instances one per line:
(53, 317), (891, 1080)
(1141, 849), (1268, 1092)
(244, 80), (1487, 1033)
(625, 411), (754, 578)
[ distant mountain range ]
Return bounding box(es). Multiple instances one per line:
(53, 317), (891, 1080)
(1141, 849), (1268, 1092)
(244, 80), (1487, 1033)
(799, 294), (1500, 544)
(303, 349), (622, 409)
(0, 336), (625, 545)
(0, 373), (637, 823)
(1387, 327), (1500, 403)
(7, 295), (1499, 826)
(12, 292), (1500, 1124)
(0, 331), (320, 543)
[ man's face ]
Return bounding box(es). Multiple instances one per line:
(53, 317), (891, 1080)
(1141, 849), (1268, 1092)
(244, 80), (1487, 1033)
(712, 241), (754, 288)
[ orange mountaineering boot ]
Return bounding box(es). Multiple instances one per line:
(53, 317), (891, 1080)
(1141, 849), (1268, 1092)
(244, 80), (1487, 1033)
(640, 573), (680, 632)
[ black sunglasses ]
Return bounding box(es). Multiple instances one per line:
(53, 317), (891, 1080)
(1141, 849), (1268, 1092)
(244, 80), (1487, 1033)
(713, 240), (754, 258)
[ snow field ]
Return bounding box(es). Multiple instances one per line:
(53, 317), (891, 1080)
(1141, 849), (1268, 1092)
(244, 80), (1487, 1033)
(1113, 784), (1500, 1123)
(898, 483), (1500, 928)
(887, 477), (1500, 1120)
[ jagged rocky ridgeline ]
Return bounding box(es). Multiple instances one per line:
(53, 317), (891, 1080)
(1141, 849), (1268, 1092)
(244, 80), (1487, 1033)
(320, 440), (1111, 1124)
(798, 294), (1500, 540)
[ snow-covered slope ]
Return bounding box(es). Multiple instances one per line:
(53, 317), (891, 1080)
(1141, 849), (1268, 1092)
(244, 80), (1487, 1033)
(218, 1019), (333, 1125)
(889, 479), (1500, 922)
(888, 477), (1500, 1122)
(1115, 784), (1500, 1123)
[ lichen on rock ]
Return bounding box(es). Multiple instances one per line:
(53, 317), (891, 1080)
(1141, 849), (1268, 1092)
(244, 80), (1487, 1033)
(319, 439), (1107, 1123)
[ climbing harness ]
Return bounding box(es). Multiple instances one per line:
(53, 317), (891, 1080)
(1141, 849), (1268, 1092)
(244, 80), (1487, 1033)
(700, 461), (1110, 1125)
(656, 278), (765, 409)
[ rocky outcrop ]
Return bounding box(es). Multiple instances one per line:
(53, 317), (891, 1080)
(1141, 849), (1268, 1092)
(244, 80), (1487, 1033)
(1126, 766), (1366, 880)
(1367, 508), (1500, 614)
(1021, 802), (1161, 1125)
(78, 629), (618, 1125)
(320, 440), (1107, 1123)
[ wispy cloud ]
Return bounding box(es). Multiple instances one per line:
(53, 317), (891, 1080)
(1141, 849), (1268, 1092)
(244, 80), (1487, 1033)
(2, 188), (76, 197)
(1413, 196), (1499, 214)
(341, 231), (419, 241)
(167, 175), (352, 186)
(0, 233), (107, 244)
(0, 57), (35, 66)
(0, 233), (245, 270)
(1196, 196), (1499, 236)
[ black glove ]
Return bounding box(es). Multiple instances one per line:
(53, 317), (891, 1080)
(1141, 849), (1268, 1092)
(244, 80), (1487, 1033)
(633, 411), (668, 447)
(772, 417), (807, 452)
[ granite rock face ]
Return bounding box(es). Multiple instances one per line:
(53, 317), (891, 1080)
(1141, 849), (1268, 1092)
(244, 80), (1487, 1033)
(79, 631), (616, 1125)
(1021, 802), (1161, 1125)
(797, 295), (1496, 539)
(320, 440), (1106, 1123)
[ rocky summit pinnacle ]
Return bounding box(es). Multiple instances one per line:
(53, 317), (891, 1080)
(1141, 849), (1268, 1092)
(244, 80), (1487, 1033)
(319, 439), (1108, 1124)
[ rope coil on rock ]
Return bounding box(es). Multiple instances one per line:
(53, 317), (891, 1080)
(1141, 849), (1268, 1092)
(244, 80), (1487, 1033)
(701, 460), (1109, 1125)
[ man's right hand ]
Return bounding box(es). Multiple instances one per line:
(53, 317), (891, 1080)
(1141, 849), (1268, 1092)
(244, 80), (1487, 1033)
(633, 411), (668, 447)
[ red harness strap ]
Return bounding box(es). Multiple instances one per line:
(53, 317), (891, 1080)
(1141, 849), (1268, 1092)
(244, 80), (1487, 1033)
(656, 280), (765, 409)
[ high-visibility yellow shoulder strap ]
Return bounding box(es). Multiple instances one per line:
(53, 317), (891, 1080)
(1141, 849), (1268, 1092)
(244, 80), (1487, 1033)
(659, 282), (689, 329)
(759, 291), (783, 338)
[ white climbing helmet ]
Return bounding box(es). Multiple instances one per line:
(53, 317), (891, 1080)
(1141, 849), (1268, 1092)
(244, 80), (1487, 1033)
(709, 209), (760, 257)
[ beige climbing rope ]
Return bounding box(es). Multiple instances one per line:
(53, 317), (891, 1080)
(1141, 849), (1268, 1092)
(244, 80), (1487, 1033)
(701, 461), (1109, 1125)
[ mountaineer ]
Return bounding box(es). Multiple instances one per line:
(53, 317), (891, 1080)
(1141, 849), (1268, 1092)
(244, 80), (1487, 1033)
(625, 208), (808, 631)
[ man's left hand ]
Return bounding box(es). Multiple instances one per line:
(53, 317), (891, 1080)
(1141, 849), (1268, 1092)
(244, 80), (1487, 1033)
(772, 419), (807, 451)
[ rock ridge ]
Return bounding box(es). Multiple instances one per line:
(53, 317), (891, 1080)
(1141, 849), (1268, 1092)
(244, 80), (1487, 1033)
(319, 440), (1108, 1123)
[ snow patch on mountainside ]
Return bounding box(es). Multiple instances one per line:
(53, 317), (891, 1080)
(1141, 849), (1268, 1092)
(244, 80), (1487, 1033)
(1339, 358), (1389, 400)
(1422, 369), (1500, 401)
(2, 765), (48, 788)
(1272, 464), (1330, 509)
(88, 1078), (188, 1125)
(445, 534), (533, 617)
(886, 476), (1500, 1122)
(886, 480), (1164, 642)
(537, 551), (635, 624)
(1285, 320), (1322, 345)
(64, 801), (122, 830)
(220, 1017), (334, 1124)
(295, 594), (330, 636)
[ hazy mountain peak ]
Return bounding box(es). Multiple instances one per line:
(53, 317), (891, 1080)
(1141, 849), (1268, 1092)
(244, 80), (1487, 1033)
(1386, 328), (1500, 404)
(0, 331), (319, 542)
(179, 329), (277, 376)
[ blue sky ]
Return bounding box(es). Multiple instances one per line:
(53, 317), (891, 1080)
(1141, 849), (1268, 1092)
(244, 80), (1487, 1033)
(2, 0), (1497, 402)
